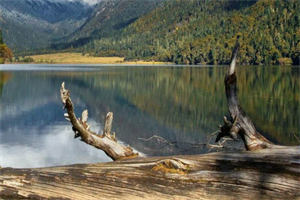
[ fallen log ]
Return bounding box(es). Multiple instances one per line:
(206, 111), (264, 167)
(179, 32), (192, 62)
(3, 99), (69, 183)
(1, 148), (299, 199)
(1, 38), (299, 199)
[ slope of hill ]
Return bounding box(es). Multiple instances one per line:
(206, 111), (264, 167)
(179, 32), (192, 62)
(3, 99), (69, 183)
(0, 0), (94, 52)
(77, 0), (299, 65)
(51, 0), (164, 49)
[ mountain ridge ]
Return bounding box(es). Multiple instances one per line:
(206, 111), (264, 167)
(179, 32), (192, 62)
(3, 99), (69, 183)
(51, 0), (164, 50)
(0, 0), (95, 52)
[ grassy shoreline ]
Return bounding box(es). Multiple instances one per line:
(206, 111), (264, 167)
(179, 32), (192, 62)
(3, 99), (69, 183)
(12, 53), (169, 65)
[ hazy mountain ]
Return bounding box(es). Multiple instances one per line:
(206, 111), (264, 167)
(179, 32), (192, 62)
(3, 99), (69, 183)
(51, 0), (164, 49)
(0, 0), (96, 52)
(0, 0), (163, 53)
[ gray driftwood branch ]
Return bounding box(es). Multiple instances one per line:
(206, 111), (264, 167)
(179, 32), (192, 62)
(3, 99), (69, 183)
(60, 82), (138, 161)
(216, 38), (276, 150)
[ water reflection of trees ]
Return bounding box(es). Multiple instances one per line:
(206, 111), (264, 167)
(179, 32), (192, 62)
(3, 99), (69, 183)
(237, 66), (300, 145)
(58, 66), (299, 146)
(0, 72), (2, 95)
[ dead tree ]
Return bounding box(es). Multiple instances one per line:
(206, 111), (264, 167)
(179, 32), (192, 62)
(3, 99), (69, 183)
(1, 38), (299, 199)
(216, 38), (274, 150)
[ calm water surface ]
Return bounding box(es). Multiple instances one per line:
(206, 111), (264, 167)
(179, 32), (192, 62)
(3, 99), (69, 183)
(0, 64), (299, 168)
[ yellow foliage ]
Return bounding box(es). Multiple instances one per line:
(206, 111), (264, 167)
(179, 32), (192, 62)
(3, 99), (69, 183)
(278, 57), (292, 65)
(0, 44), (13, 63)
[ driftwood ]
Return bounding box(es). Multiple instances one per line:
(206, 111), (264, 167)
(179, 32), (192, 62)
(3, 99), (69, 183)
(1, 38), (299, 199)
(215, 39), (274, 151)
(60, 82), (138, 161)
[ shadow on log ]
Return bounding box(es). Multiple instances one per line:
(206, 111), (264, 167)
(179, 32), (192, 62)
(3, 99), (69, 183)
(0, 38), (299, 199)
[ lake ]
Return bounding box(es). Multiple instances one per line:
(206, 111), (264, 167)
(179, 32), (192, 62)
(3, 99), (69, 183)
(0, 64), (299, 168)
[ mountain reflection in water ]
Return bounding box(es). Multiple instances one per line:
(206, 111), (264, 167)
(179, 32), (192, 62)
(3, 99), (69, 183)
(0, 65), (299, 168)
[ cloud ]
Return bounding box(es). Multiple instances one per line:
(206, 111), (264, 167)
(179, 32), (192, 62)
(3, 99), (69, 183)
(49, 0), (101, 6)
(0, 120), (143, 168)
(82, 0), (101, 5)
(67, 0), (101, 5)
(0, 122), (111, 168)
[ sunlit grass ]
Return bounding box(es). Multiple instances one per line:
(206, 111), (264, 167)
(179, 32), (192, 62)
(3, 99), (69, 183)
(30, 53), (124, 64)
(27, 53), (167, 64)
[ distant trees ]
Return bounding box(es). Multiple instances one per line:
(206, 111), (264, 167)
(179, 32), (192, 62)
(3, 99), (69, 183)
(0, 44), (13, 63)
(76, 0), (299, 65)
(0, 30), (3, 44)
(0, 30), (13, 63)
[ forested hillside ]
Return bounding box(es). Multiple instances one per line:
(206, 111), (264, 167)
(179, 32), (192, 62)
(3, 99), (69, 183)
(76, 0), (300, 65)
(1, 0), (298, 65)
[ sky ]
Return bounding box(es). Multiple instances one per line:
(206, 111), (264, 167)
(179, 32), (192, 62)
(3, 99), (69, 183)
(49, 0), (101, 5)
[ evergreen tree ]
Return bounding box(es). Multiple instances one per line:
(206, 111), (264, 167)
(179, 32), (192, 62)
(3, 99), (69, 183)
(0, 30), (3, 44)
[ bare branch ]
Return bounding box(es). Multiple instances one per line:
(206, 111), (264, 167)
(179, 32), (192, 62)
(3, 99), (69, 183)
(103, 112), (113, 136)
(60, 82), (139, 161)
(228, 36), (239, 75)
(81, 110), (88, 123)
(138, 135), (175, 146)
